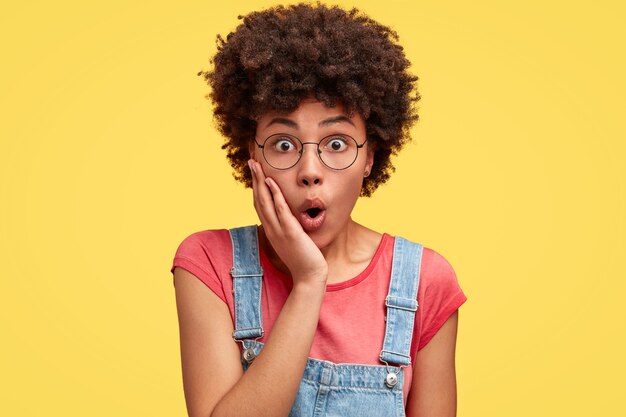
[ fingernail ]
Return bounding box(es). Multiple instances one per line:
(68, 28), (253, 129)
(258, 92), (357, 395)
(265, 178), (271, 187)
(248, 160), (254, 174)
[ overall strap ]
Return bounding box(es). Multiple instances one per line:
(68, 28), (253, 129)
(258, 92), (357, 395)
(229, 225), (264, 340)
(379, 236), (423, 366)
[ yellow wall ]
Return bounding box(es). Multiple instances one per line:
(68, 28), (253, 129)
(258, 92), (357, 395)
(1, 1), (624, 415)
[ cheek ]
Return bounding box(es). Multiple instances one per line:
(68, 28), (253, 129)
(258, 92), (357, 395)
(335, 175), (364, 208)
(348, 170), (366, 191)
(265, 172), (298, 205)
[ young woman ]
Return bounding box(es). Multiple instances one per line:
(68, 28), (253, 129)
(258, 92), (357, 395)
(170, 3), (467, 417)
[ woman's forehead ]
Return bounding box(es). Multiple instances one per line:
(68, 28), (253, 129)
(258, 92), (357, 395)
(257, 99), (364, 130)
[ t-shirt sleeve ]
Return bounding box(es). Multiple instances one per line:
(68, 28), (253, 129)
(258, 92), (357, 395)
(417, 248), (468, 351)
(170, 231), (228, 303)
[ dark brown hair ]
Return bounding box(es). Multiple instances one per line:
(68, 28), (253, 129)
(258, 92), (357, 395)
(198, 2), (420, 196)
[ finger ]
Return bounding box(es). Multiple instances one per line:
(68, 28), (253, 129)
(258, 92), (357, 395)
(248, 159), (262, 217)
(264, 177), (301, 230)
(249, 159), (270, 226)
(249, 159), (279, 228)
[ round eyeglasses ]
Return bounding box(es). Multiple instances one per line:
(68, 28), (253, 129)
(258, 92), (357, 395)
(253, 133), (367, 170)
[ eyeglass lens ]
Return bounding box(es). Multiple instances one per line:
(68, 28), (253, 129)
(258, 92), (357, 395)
(262, 134), (360, 170)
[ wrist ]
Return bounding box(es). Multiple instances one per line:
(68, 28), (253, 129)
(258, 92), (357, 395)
(291, 277), (327, 294)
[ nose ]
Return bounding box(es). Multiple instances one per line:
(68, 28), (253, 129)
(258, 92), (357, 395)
(297, 143), (324, 187)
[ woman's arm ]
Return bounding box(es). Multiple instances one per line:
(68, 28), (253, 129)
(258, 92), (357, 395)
(175, 159), (328, 417)
(175, 266), (325, 417)
(174, 267), (242, 417)
(405, 310), (460, 417)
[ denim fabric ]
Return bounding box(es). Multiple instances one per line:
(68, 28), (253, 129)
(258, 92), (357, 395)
(380, 237), (423, 366)
(230, 226), (264, 340)
(230, 225), (423, 417)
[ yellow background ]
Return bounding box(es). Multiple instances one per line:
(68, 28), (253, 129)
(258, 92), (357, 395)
(1, 0), (624, 415)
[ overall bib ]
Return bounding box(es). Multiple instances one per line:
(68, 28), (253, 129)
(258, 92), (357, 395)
(229, 225), (423, 417)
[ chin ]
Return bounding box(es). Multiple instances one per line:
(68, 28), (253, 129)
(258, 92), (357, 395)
(307, 228), (335, 251)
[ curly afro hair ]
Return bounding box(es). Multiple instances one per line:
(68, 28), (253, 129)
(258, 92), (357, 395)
(198, 2), (420, 197)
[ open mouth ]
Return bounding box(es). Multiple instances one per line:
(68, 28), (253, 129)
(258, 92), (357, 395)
(306, 208), (322, 218)
(298, 199), (327, 232)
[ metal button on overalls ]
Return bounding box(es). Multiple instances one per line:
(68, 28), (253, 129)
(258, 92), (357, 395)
(385, 372), (398, 388)
(243, 348), (256, 363)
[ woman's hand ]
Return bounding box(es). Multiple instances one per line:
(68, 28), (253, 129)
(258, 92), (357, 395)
(248, 159), (328, 287)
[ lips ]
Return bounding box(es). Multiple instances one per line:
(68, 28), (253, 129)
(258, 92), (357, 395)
(297, 198), (327, 232)
(299, 198), (326, 213)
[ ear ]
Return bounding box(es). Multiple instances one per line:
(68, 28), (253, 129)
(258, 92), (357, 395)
(365, 145), (375, 174)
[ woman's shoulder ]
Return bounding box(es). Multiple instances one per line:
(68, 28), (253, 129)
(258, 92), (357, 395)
(171, 228), (238, 302)
(413, 245), (467, 351)
(413, 244), (461, 292)
(174, 228), (233, 258)
(420, 246), (457, 279)
(388, 234), (463, 296)
(390, 234), (457, 282)
(176, 227), (231, 247)
(170, 228), (235, 282)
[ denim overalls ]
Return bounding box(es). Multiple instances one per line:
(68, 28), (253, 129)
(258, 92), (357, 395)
(229, 225), (423, 417)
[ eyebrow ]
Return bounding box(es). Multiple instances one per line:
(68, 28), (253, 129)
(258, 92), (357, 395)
(265, 115), (355, 129)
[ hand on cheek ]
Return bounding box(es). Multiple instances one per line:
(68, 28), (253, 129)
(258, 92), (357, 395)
(248, 159), (328, 285)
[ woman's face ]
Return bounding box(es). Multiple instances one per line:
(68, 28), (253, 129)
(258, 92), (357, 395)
(249, 98), (374, 249)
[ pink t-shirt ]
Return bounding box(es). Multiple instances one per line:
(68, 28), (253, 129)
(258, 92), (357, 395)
(170, 228), (467, 405)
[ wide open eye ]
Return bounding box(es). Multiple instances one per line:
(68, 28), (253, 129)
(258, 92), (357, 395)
(269, 136), (298, 153)
(323, 136), (350, 152)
